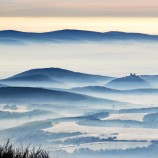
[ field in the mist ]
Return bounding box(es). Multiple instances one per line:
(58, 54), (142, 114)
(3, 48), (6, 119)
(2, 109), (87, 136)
(1, 31), (158, 158)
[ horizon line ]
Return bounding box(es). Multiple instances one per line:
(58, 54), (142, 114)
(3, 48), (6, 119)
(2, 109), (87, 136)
(0, 29), (158, 36)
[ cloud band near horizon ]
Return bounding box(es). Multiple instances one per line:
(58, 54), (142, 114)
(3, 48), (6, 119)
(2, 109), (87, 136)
(0, 0), (158, 17)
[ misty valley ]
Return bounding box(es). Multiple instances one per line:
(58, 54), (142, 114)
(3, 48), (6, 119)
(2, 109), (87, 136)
(0, 67), (158, 158)
(1, 30), (158, 157)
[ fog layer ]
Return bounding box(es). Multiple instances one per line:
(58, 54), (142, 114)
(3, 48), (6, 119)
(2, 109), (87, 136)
(0, 41), (158, 78)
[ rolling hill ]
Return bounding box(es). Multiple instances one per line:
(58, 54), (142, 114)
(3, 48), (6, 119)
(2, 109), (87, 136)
(141, 75), (158, 87)
(0, 87), (133, 108)
(70, 86), (120, 95)
(0, 67), (113, 88)
(0, 83), (8, 87)
(1, 74), (64, 88)
(106, 74), (151, 90)
(70, 86), (158, 97)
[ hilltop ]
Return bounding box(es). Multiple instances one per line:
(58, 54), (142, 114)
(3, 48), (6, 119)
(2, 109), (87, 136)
(106, 73), (151, 90)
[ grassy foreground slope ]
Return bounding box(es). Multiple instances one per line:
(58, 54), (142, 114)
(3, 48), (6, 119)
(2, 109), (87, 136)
(0, 140), (49, 158)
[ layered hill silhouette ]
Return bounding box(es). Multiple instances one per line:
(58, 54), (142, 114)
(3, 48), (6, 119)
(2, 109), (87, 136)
(1, 73), (64, 88)
(141, 75), (158, 86)
(0, 68), (113, 88)
(1, 68), (158, 90)
(0, 87), (132, 108)
(0, 83), (8, 87)
(70, 86), (158, 96)
(106, 74), (151, 90)
(1, 29), (158, 43)
(70, 86), (120, 94)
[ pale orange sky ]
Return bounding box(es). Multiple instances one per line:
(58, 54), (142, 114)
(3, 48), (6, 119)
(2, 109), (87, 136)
(0, 0), (158, 34)
(1, 17), (158, 34)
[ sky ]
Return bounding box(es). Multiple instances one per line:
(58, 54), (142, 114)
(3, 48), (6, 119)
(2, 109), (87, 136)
(1, 0), (158, 17)
(0, 0), (158, 34)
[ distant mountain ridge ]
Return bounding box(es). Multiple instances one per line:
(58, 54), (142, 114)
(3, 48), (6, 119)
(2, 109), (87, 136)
(0, 29), (158, 43)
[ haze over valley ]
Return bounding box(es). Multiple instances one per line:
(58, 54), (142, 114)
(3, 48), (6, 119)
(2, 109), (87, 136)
(0, 30), (158, 158)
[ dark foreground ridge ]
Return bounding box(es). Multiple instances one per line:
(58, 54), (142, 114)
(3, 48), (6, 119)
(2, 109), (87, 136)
(0, 140), (49, 158)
